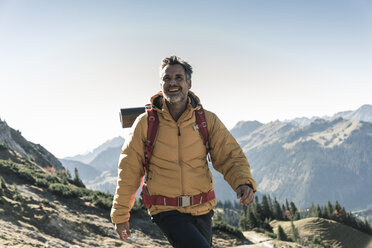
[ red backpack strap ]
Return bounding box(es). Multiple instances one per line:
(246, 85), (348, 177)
(195, 106), (211, 161)
(144, 104), (159, 181)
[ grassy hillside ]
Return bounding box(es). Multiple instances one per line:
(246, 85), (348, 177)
(271, 217), (372, 248)
(0, 147), (248, 247)
(0, 156), (173, 247)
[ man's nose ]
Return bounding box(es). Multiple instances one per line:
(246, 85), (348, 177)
(169, 78), (178, 85)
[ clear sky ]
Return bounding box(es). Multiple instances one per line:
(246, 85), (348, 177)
(1, 0), (371, 158)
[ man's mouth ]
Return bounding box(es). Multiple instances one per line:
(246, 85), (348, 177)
(167, 87), (181, 93)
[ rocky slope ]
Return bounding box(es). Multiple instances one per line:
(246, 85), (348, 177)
(0, 118), (64, 170)
(0, 159), (170, 247)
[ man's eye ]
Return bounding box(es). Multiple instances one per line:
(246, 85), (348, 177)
(163, 77), (170, 82)
(176, 77), (182, 81)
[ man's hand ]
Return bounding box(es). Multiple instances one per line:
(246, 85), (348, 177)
(115, 222), (131, 241)
(236, 184), (254, 205)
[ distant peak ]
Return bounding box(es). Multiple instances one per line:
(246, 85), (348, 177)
(63, 136), (125, 164)
(358, 104), (372, 110)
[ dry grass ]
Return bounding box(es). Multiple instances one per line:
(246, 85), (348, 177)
(271, 217), (372, 248)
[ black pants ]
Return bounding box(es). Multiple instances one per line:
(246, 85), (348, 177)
(152, 210), (214, 248)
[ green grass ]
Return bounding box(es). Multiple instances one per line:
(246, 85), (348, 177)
(82, 189), (113, 211)
(0, 160), (61, 187)
(0, 142), (8, 150)
(0, 159), (113, 211)
(213, 219), (245, 239)
(12, 184), (24, 202)
(0, 177), (4, 197)
(48, 183), (81, 198)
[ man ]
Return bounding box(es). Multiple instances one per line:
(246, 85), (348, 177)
(111, 56), (256, 248)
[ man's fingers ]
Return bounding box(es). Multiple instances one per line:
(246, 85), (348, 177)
(236, 185), (255, 205)
(244, 191), (253, 205)
(121, 232), (128, 240)
(125, 223), (131, 237)
(240, 193), (248, 202)
(237, 186), (255, 205)
(240, 188), (249, 201)
(248, 188), (254, 201)
(119, 230), (129, 241)
(243, 188), (254, 205)
(119, 232), (125, 241)
(116, 225), (125, 241)
(116, 222), (131, 241)
(236, 187), (243, 199)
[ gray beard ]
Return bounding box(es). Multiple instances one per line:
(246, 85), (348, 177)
(164, 92), (186, 104)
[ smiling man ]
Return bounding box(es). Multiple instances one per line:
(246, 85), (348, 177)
(111, 56), (257, 248)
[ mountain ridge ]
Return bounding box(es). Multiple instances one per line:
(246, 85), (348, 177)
(0, 118), (64, 170)
(284, 104), (372, 126)
(63, 136), (124, 164)
(270, 217), (372, 247)
(240, 117), (372, 210)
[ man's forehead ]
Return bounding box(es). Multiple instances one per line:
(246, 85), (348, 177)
(161, 64), (186, 76)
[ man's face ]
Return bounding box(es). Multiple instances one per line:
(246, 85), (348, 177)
(160, 64), (191, 104)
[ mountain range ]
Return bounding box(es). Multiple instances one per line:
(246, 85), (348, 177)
(60, 136), (124, 193)
(64, 136), (124, 164)
(234, 117), (372, 210)
(60, 104), (372, 213)
(284, 104), (372, 126)
(231, 104), (372, 210)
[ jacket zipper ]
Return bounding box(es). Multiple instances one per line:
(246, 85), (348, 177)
(177, 124), (184, 196)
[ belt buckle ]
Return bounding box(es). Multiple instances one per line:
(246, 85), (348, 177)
(180, 195), (191, 207)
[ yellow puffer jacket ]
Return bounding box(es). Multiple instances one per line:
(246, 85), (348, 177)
(111, 91), (257, 224)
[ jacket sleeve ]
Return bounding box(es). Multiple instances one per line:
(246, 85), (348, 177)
(110, 115), (146, 224)
(206, 111), (257, 193)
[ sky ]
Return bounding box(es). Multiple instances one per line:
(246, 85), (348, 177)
(0, 0), (371, 158)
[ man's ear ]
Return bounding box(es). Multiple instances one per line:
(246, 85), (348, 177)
(187, 80), (192, 89)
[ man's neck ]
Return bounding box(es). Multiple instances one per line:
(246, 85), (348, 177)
(166, 100), (188, 122)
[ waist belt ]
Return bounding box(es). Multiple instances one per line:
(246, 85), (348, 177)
(144, 190), (215, 208)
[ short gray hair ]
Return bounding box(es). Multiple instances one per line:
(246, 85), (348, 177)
(160, 56), (193, 80)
